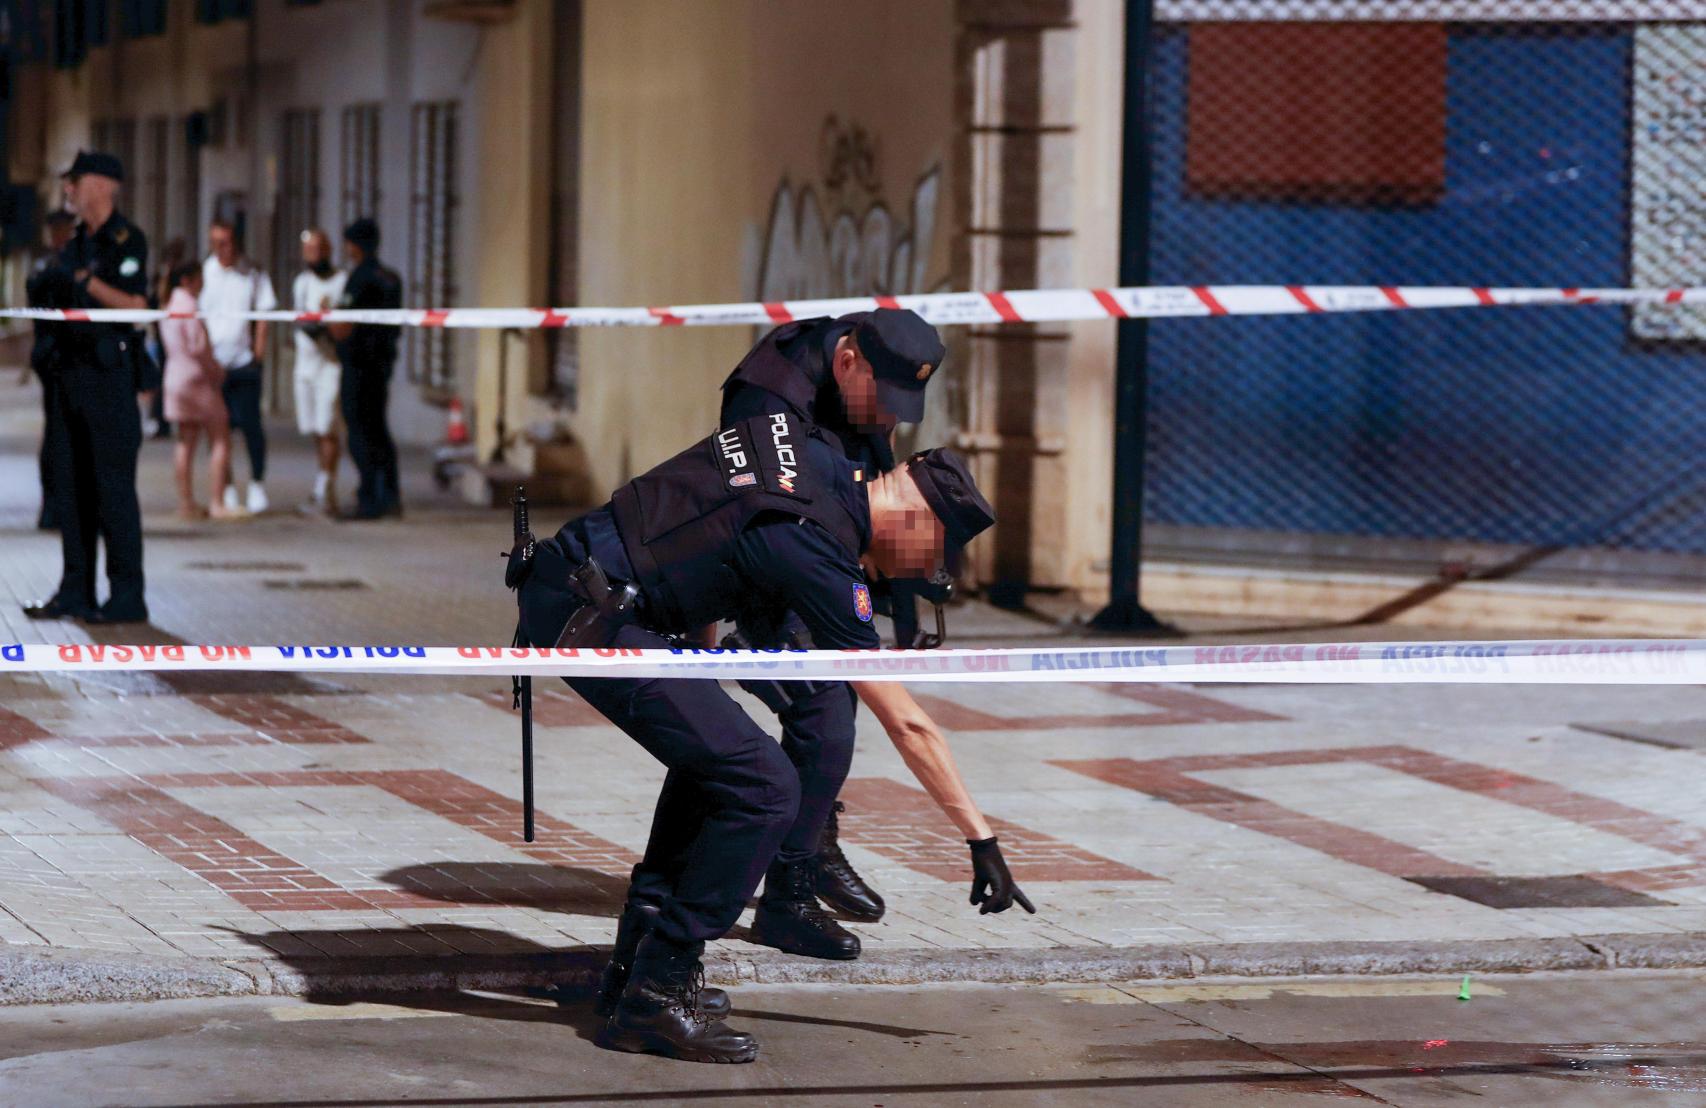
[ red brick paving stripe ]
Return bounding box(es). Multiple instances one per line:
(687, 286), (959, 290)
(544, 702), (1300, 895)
(835, 777), (1156, 883)
(474, 687), (607, 727)
(34, 777), (385, 911)
(913, 685), (1284, 732)
(187, 694), (371, 744)
(140, 769), (638, 871)
(0, 705), (53, 749)
(1051, 758), (1486, 879)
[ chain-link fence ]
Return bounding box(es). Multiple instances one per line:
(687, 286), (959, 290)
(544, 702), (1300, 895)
(1142, 5), (1706, 558)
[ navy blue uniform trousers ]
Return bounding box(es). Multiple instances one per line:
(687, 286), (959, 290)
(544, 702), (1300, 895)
(565, 624), (801, 946)
(46, 362), (144, 613)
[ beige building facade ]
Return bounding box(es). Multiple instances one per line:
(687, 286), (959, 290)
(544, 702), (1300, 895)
(6, 0), (1130, 604)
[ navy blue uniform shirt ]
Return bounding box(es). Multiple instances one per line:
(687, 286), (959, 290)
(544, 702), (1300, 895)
(58, 211), (148, 366)
(336, 256), (404, 371)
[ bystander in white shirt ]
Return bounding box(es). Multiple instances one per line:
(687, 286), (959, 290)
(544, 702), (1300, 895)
(201, 254), (278, 370)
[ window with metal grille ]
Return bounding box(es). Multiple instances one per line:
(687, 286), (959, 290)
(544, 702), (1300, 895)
(143, 115), (169, 244)
(91, 117), (137, 181)
(180, 113), (204, 253)
(119, 0), (168, 38)
(408, 100), (459, 391)
(339, 102), (381, 226)
(275, 107), (320, 287)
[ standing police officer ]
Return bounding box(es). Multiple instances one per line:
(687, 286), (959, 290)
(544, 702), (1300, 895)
(718, 308), (945, 955)
(513, 412), (1032, 1064)
(27, 209), (77, 531)
(328, 218), (404, 520)
(23, 152), (151, 625)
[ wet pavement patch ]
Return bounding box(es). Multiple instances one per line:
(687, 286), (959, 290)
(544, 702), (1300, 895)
(183, 561), (309, 572)
(1572, 719), (1706, 751)
(260, 579), (369, 591)
(1405, 874), (1670, 909)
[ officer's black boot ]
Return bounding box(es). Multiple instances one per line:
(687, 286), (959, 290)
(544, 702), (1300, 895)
(596, 934), (759, 1064)
(591, 902), (730, 1019)
(814, 802), (886, 922)
(752, 856), (861, 960)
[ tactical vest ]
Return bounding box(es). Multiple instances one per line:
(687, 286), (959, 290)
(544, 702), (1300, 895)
(610, 411), (865, 632)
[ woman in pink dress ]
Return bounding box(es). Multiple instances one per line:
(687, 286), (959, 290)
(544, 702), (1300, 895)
(159, 263), (236, 519)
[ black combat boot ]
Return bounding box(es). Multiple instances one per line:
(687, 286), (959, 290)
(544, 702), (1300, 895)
(751, 856), (861, 960)
(814, 801), (886, 921)
(590, 902), (730, 1019)
(596, 934), (759, 1064)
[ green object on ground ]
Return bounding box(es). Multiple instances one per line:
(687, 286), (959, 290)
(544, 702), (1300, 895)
(1458, 974), (1472, 1001)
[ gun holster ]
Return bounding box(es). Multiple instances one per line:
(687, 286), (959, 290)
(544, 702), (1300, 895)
(555, 558), (640, 648)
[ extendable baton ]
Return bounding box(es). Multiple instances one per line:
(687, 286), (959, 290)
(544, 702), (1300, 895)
(509, 487), (536, 842)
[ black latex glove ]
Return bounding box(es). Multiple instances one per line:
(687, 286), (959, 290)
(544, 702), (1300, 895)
(967, 837), (1036, 915)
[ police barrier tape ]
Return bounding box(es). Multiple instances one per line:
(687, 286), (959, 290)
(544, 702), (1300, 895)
(4, 285), (1704, 329)
(9, 640), (1706, 684)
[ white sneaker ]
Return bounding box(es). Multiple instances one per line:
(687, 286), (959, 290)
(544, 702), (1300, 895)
(246, 484), (269, 514)
(222, 485), (240, 512)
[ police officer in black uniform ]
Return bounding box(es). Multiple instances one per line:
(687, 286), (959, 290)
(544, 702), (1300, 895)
(23, 152), (151, 624)
(328, 218), (404, 520)
(512, 412), (1032, 1064)
(718, 308), (945, 954)
(27, 209), (77, 531)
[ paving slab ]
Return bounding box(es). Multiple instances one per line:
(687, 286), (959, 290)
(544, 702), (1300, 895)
(3, 376), (1706, 1002)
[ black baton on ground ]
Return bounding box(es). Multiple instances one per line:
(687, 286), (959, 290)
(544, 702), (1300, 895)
(510, 487), (536, 842)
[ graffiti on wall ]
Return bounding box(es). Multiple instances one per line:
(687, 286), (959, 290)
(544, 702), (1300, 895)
(756, 115), (945, 301)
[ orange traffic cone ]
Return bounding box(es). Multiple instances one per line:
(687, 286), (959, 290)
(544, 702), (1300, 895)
(446, 397), (470, 446)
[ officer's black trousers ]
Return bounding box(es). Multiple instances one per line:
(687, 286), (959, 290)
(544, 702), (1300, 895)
(46, 364), (144, 613)
(340, 364), (399, 514)
(565, 624), (801, 946)
(35, 366), (61, 528)
(738, 678), (857, 862)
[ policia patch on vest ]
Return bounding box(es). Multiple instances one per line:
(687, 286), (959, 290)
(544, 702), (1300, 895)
(713, 412), (811, 500)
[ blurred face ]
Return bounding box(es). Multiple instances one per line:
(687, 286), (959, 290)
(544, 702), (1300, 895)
(300, 231), (330, 269)
(62, 174), (115, 218)
(45, 220), (74, 251)
(865, 470), (946, 579)
(831, 337), (897, 435)
(182, 272), (204, 298)
(208, 223), (238, 267)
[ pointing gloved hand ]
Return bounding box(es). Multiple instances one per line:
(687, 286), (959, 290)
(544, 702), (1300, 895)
(967, 836), (1036, 915)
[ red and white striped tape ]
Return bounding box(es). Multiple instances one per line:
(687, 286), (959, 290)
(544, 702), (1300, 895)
(9, 639), (1706, 684)
(3, 285), (1700, 329)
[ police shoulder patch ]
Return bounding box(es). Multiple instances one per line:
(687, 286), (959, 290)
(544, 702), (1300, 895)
(853, 583), (873, 622)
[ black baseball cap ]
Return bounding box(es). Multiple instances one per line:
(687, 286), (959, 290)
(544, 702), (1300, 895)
(852, 308), (945, 425)
(907, 449), (995, 566)
(62, 150), (124, 183)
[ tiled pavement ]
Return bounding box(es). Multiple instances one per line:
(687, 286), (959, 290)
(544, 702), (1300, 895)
(4, 378), (1706, 991)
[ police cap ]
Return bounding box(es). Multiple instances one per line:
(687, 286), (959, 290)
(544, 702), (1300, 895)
(852, 308), (945, 425)
(62, 150), (124, 183)
(907, 448), (994, 551)
(344, 217), (381, 251)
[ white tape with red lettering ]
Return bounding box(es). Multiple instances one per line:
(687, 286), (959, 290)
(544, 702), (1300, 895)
(9, 640), (1706, 684)
(3, 285), (1701, 328)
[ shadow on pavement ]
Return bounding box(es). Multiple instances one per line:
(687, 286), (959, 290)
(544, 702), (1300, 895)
(379, 862), (630, 916)
(79, 619), (338, 695)
(224, 925), (611, 1042)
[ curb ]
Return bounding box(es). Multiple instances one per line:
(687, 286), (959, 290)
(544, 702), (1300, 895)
(3, 933), (1704, 1005)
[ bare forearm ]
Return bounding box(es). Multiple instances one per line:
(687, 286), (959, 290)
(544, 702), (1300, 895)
(253, 321), (269, 360)
(855, 683), (994, 841)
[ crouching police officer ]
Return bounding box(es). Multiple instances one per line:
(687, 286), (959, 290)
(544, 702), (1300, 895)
(511, 411), (1033, 1064)
(719, 307), (945, 951)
